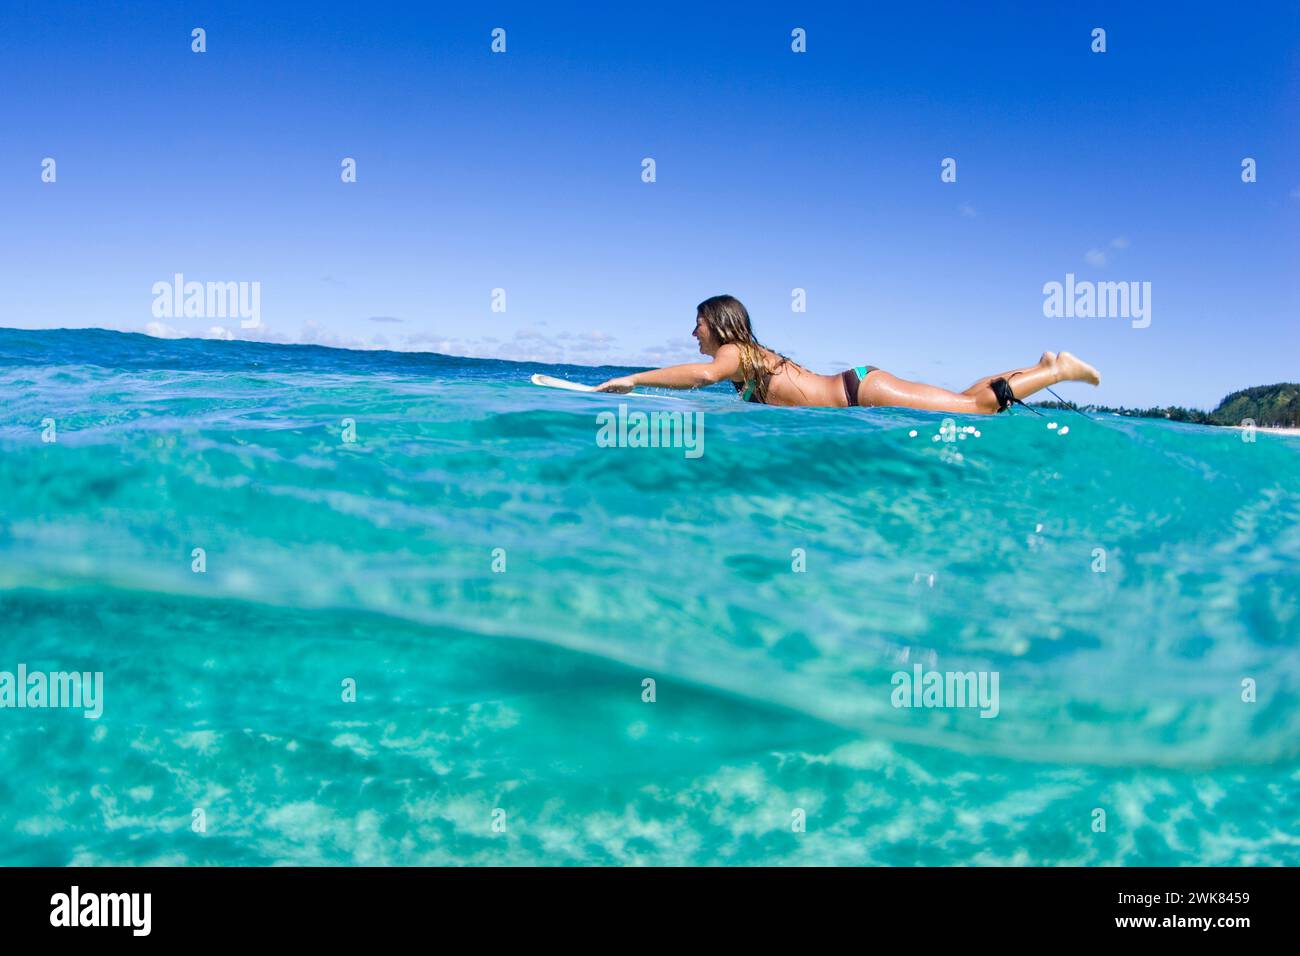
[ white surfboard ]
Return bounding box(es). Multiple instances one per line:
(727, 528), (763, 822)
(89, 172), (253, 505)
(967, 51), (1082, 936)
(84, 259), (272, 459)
(531, 374), (597, 392)
(530, 374), (684, 399)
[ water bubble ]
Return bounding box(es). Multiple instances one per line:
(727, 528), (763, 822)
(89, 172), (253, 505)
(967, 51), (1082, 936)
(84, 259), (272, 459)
(1048, 422), (1058, 430)
(908, 430), (917, 438)
(1059, 426), (1070, 436)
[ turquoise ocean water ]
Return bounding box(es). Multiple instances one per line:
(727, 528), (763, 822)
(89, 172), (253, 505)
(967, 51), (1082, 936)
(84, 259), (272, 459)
(1, 327), (1297, 866)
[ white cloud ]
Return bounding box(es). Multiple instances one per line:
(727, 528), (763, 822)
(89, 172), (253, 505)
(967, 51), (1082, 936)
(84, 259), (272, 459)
(205, 326), (234, 340)
(958, 202), (977, 218)
(1085, 237), (1129, 267)
(145, 321), (182, 339)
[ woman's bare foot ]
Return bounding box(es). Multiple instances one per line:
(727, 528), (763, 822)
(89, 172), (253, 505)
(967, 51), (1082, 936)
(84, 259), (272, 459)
(1056, 351), (1101, 386)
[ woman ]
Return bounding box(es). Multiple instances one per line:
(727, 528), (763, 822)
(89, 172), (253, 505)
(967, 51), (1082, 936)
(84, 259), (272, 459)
(595, 295), (1100, 413)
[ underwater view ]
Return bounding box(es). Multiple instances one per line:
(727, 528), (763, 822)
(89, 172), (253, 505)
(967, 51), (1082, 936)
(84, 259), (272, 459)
(2, 327), (1297, 866)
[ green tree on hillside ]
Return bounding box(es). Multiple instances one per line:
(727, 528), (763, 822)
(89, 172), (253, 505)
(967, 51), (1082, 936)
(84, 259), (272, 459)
(1033, 383), (1299, 428)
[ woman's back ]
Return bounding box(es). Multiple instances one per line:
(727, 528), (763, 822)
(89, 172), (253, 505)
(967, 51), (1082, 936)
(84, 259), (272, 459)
(742, 347), (845, 407)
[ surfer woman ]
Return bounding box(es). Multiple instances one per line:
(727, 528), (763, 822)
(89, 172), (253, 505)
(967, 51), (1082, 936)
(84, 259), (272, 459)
(594, 295), (1100, 413)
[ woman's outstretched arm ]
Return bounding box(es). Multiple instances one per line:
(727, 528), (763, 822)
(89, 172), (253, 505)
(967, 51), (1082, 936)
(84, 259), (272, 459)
(595, 344), (741, 393)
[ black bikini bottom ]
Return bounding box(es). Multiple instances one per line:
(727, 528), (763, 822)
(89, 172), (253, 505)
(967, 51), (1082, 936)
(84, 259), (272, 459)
(841, 365), (879, 407)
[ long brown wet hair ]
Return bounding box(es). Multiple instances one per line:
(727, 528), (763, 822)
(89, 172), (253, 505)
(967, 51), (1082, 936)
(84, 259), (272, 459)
(696, 295), (791, 403)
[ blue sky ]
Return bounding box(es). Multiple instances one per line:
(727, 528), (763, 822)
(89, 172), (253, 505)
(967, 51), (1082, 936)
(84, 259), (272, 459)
(1, 0), (1296, 407)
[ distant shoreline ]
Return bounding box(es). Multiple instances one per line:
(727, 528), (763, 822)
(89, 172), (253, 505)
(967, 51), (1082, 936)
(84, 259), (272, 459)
(1226, 424), (1300, 437)
(1033, 382), (1300, 431)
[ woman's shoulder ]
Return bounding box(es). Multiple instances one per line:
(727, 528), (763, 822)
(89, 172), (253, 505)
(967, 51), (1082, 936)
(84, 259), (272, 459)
(714, 343), (745, 375)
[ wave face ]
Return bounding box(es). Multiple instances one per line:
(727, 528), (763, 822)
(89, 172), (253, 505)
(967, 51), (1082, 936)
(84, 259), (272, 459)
(2, 327), (1298, 865)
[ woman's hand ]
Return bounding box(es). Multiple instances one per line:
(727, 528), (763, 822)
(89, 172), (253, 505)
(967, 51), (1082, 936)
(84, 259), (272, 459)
(594, 376), (636, 393)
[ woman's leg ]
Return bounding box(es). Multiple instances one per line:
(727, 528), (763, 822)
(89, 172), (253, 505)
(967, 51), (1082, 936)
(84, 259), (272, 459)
(859, 370), (989, 413)
(961, 352), (1057, 397)
(860, 352), (1099, 415)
